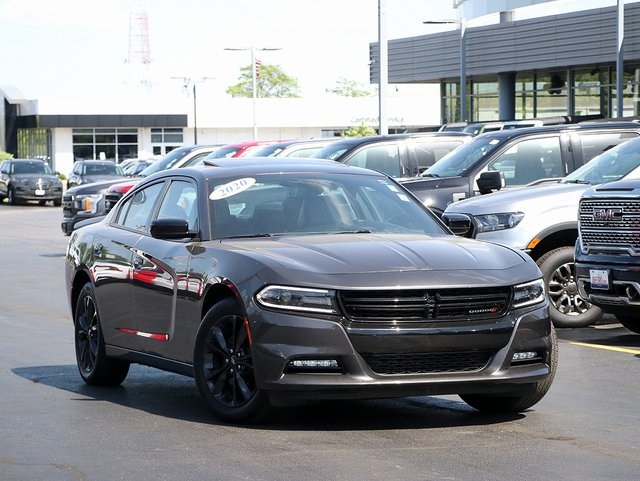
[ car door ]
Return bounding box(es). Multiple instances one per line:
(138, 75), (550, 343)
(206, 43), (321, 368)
(130, 178), (197, 361)
(94, 180), (166, 351)
(0, 161), (9, 197)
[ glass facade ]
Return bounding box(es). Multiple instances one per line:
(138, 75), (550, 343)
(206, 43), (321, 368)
(442, 64), (640, 123)
(72, 128), (138, 162)
(17, 128), (52, 166)
(150, 127), (183, 156)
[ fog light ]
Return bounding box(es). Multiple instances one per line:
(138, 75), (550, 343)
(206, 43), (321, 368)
(511, 351), (541, 364)
(285, 359), (342, 373)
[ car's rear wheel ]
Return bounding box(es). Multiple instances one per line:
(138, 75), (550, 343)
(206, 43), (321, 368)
(537, 246), (602, 328)
(460, 326), (558, 413)
(193, 298), (269, 423)
(74, 282), (130, 385)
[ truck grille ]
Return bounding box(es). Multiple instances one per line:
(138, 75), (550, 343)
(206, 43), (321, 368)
(579, 199), (640, 254)
(362, 350), (494, 375)
(338, 287), (510, 324)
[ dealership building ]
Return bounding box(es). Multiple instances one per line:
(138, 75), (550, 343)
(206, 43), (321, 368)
(371, 0), (640, 123)
(3, 0), (640, 175)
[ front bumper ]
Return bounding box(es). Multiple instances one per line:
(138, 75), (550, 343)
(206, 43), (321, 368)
(575, 255), (640, 312)
(247, 302), (553, 402)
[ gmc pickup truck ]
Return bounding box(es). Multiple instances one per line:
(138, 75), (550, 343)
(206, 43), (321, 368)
(575, 178), (640, 334)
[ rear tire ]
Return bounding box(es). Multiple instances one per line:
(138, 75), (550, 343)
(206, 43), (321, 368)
(460, 326), (558, 412)
(74, 282), (130, 385)
(537, 246), (601, 328)
(193, 298), (269, 423)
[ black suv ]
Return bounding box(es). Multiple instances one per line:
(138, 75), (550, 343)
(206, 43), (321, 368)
(400, 122), (640, 216)
(311, 132), (472, 178)
(0, 158), (63, 206)
(67, 160), (125, 188)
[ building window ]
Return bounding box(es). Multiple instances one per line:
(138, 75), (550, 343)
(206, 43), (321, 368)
(72, 128), (138, 163)
(17, 128), (52, 164)
(151, 127), (183, 156)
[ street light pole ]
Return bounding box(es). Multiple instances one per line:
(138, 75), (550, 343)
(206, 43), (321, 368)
(171, 76), (215, 144)
(225, 46), (281, 140)
(423, 18), (467, 122)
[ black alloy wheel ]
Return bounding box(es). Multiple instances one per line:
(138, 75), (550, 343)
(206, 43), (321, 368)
(194, 298), (269, 423)
(74, 282), (129, 385)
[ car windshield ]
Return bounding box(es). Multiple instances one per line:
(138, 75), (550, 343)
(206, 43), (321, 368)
(311, 142), (353, 160)
(422, 136), (504, 177)
(12, 161), (51, 174)
(208, 172), (447, 239)
(207, 146), (245, 158)
(139, 148), (191, 176)
(562, 137), (640, 185)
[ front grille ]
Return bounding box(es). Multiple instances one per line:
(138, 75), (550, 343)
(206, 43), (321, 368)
(579, 199), (640, 254)
(104, 192), (122, 213)
(339, 287), (511, 324)
(362, 351), (494, 375)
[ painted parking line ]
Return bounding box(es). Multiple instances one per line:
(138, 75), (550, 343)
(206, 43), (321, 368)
(566, 341), (640, 355)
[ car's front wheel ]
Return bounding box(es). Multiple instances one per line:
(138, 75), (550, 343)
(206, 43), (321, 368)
(7, 186), (18, 205)
(460, 326), (558, 413)
(193, 298), (269, 423)
(537, 246), (602, 328)
(74, 282), (130, 385)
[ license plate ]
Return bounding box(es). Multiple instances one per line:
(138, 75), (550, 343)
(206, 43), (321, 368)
(590, 269), (610, 290)
(35, 189), (45, 196)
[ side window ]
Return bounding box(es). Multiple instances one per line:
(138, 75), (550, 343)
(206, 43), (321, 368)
(345, 144), (401, 177)
(0, 162), (8, 174)
(116, 182), (164, 232)
(73, 163), (82, 175)
(578, 132), (639, 164)
(488, 137), (562, 186)
(157, 180), (199, 231)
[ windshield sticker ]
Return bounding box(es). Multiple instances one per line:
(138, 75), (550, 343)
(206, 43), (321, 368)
(210, 178), (256, 200)
(397, 193), (411, 202)
(489, 139), (500, 145)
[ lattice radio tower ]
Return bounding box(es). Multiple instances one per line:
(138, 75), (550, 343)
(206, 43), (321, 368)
(126, 2), (152, 89)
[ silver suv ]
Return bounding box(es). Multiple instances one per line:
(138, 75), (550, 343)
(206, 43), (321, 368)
(442, 136), (640, 328)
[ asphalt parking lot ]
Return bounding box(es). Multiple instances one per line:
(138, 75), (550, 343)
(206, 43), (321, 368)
(1, 203), (639, 481)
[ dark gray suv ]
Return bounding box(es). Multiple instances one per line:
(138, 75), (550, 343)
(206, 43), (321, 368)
(0, 158), (63, 206)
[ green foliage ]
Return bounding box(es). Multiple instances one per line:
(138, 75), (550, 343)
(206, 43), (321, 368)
(0, 151), (14, 161)
(226, 64), (301, 98)
(326, 78), (372, 97)
(343, 124), (377, 138)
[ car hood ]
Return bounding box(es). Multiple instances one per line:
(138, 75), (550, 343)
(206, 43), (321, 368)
(82, 175), (125, 184)
(444, 182), (589, 215)
(65, 178), (130, 195)
(218, 233), (536, 288)
(12, 173), (60, 181)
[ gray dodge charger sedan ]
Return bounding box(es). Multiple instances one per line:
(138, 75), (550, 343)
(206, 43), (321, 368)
(65, 158), (556, 423)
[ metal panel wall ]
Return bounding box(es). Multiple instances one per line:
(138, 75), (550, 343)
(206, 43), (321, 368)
(372, 3), (640, 83)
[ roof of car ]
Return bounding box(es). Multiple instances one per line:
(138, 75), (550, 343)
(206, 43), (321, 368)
(324, 132), (472, 146)
(144, 157), (376, 182)
(474, 121), (640, 140)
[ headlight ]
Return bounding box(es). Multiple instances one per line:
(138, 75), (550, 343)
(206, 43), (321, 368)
(256, 285), (340, 314)
(513, 278), (546, 308)
(73, 194), (104, 214)
(474, 212), (524, 233)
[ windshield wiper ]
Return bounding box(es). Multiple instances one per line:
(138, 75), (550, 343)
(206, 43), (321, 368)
(562, 179), (591, 184)
(225, 233), (272, 239)
(333, 229), (372, 234)
(421, 173), (441, 178)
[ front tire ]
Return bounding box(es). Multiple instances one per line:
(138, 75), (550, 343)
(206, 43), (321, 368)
(460, 326), (558, 412)
(193, 298), (269, 423)
(7, 186), (17, 205)
(537, 246), (602, 328)
(74, 282), (130, 385)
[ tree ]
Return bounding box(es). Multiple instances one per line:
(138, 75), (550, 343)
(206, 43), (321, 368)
(226, 64), (301, 98)
(343, 124), (377, 138)
(0, 151), (13, 161)
(326, 78), (372, 97)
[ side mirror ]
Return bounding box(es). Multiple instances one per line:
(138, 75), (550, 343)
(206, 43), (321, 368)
(442, 212), (473, 237)
(150, 218), (196, 240)
(477, 171), (504, 194)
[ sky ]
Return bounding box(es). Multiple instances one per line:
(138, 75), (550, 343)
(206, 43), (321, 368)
(0, 0), (630, 102)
